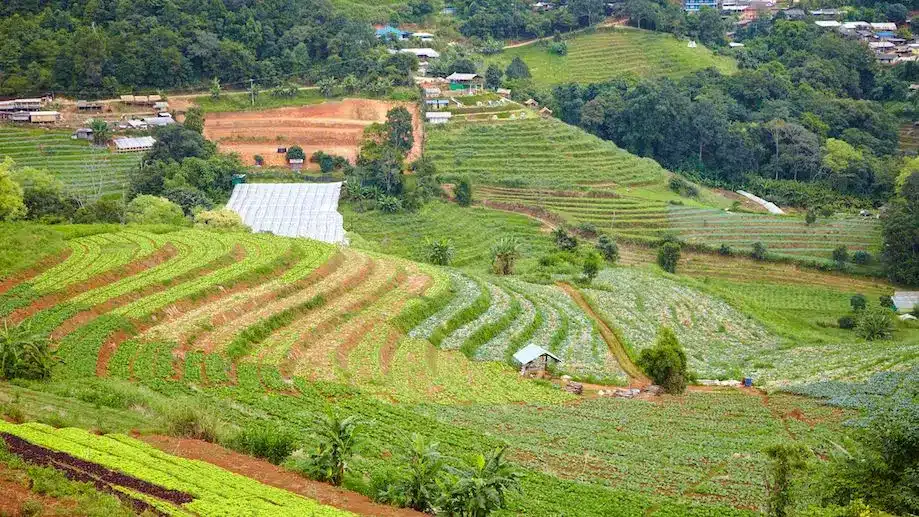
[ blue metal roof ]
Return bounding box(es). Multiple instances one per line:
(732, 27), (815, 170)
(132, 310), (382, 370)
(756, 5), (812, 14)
(375, 26), (408, 38)
(513, 344), (561, 365)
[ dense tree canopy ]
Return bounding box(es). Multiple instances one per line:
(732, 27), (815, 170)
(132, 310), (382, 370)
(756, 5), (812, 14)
(0, 0), (413, 96)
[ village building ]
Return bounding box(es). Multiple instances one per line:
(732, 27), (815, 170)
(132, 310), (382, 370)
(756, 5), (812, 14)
(120, 94), (163, 106)
(25, 111), (61, 123)
(513, 344), (561, 376)
(72, 128), (94, 140)
(398, 48), (441, 59)
(114, 136), (156, 152)
(425, 111), (452, 124)
(143, 116), (175, 127)
(375, 25), (409, 40)
(412, 32), (435, 42)
(524, 98), (539, 108)
(446, 73), (484, 93)
(76, 100), (103, 111)
(425, 99), (449, 109)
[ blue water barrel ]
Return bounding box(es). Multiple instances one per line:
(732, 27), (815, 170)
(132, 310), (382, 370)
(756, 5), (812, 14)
(743, 377), (753, 387)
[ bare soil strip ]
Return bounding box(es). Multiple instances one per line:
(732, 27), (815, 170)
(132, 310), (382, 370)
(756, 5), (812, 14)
(0, 248), (72, 296)
(557, 282), (650, 385)
(8, 244), (178, 325)
(139, 435), (424, 517)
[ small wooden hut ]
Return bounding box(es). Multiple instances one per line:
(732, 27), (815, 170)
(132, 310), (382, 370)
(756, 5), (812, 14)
(513, 344), (561, 376)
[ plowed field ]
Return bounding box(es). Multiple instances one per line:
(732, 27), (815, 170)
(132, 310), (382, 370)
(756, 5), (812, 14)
(204, 98), (423, 168)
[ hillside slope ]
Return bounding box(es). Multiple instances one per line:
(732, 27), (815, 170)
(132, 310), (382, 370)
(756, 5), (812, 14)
(487, 27), (737, 86)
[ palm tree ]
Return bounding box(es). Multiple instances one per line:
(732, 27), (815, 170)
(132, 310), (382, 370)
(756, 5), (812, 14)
(439, 446), (522, 517)
(0, 320), (53, 380)
(89, 119), (111, 146)
(306, 411), (362, 486)
(490, 236), (521, 275)
(377, 433), (445, 511)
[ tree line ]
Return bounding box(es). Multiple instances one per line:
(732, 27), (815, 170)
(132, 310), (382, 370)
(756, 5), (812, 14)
(0, 0), (417, 97)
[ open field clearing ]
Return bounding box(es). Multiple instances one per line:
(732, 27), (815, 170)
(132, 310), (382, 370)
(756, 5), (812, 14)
(899, 121), (919, 152)
(203, 99), (423, 168)
(0, 126), (138, 198)
(0, 422), (355, 516)
(426, 117), (670, 188)
(486, 27), (737, 86)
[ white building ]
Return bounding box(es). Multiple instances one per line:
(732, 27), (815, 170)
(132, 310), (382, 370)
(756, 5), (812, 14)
(425, 111), (452, 124)
(114, 136), (156, 152)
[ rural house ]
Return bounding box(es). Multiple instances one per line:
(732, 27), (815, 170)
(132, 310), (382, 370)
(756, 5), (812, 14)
(425, 111), (452, 124)
(26, 111), (61, 123)
(76, 100), (103, 111)
(72, 128), (93, 140)
(114, 136), (156, 152)
(398, 48), (441, 59)
(446, 72), (484, 93)
(513, 344), (561, 375)
(375, 25), (409, 40)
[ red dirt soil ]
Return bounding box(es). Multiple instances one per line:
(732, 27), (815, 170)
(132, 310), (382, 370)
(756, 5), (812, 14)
(0, 464), (80, 516)
(0, 248), (72, 296)
(137, 435), (423, 517)
(204, 98), (423, 168)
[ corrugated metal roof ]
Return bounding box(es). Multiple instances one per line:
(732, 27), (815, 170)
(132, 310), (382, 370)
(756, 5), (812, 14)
(513, 344), (561, 365)
(114, 136), (156, 149)
(447, 73), (480, 81)
(225, 183), (346, 244)
(893, 291), (919, 311)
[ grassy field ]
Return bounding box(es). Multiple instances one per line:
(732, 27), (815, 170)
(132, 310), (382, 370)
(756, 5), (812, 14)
(425, 117), (672, 188)
(192, 89), (328, 113)
(0, 126), (139, 199)
(487, 27), (737, 86)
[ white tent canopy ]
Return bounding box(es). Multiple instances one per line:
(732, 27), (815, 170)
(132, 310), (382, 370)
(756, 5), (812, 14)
(226, 183), (346, 244)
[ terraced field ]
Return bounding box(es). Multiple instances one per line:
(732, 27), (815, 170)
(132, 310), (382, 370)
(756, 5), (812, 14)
(668, 206), (882, 261)
(487, 27), (737, 86)
(0, 126), (140, 198)
(0, 226), (566, 404)
(425, 117), (670, 188)
(476, 185), (882, 261)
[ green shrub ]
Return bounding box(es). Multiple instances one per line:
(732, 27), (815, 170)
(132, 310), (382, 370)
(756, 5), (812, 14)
(718, 243), (733, 256)
(765, 443), (811, 517)
(553, 227), (578, 251)
(491, 236), (522, 276)
(374, 433), (445, 512)
(455, 177), (473, 207)
(855, 307), (894, 341)
(229, 426), (299, 465)
(850, 294), (867, 312)
(161, 405), (223, 443)
(378, 195), (403, 213)
(837, 315), (856, 330)
(437, 446), (522, 517)
(581, 251), (602, 284)
(657, 242), (681, 273)
(805, 209), (817, 225)
(879, 295), (895, 309)
(752, 242), (768, 261)
(424, 237), (455, 266)
(596, 234), (619, 263)
(636, 327), (688, 394)
(548, 41), (568, 56)
(576, 222), (597, 237)
(853, 250), (871, 265)
(832, 246), (849, 267)
(19, 500), (43, 517)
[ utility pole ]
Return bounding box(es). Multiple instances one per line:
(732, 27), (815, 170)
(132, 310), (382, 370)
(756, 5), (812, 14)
(249, 78), (255, 106)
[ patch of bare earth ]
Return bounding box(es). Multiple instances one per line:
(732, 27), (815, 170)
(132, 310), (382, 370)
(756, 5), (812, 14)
(203, 98), (423, 168)
(137, 435), (423, 517)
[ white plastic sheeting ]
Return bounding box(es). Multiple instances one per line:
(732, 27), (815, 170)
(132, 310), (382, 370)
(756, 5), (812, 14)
(226, 183), (346, 244)
(736, 190), (785, 215)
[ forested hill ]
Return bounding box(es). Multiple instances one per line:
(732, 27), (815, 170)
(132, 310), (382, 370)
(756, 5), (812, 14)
(0, 0), (417, 96)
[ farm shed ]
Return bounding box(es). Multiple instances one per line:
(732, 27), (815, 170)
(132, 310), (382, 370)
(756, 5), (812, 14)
(893, 291), (919, 312)
(73, 128), (93, 140)
(513, 345), (561, 375)
(375, 25), (409, 40)
(225, 183), (346, 244)
(412, 32), (435, 41)
(120, 94), (163, 105)
(28, 111), (61, 123)
(446, 73), (484, 92)
(425, 99), (449, 108)
(425, 112), (452, 124)
(114, 136), (156, 152)
(9, 112), (31, 122)
(0, 98), (43, 112)
(76, 100), (103, 111)
(143, 116), (175, 127)
(399, 48), (441, 59)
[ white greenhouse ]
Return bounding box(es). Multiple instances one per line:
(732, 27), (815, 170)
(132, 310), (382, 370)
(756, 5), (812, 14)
(226, 183), (347, 244)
